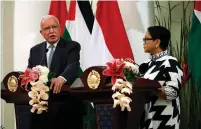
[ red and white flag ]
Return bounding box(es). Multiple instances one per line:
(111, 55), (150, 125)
(86, 0), (134, 68)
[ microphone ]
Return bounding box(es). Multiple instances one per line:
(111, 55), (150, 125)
(39, 49), (49, 65)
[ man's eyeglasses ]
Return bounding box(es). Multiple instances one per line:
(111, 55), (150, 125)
(42, 25), (59, 31)
(143, 38), (154, 42)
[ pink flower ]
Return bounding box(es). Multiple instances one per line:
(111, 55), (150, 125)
(19, 68), (39, 90)
(103, 59), (126, 84)
(32, 67), (40, 74)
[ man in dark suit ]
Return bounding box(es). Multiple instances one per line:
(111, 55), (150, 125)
(28, 15), (84, 129)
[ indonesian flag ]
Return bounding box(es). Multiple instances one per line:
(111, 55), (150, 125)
(86, 0), (134, 68)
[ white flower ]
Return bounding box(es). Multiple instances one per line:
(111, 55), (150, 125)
(31, 104), (47, 114)
(126, 82), (133, 89)
(112, 89), (132, 111)
(30, 81), (42, 87)
(29, 98), (40, 105)
(112, 92), (123, 99)
(35, 83), (49, 93)
(36, 65), (49, 76)
(39, 92), (49, 100)
(34, 82), (49, 91)
(112, 79), (124, 91)
(120, 96), (132, 104)
(112, 85), (117, 91)
(39, 75), (48, 83)
(120, 96), (132, 111)
(31, 104), (48, 114)
(113, 80), (133, 90)
(30, 104), (40, 113)
(39, 101), (48, 106)
(30, 86), (38, 91)
(124, 61), (139, 74)
(28, 90), (39, 99)
(124, 62), (134, 68)
(30, 81), (37, 86)
(30, 106), (37, 113)
(30, 81), (49, 92)
(37, 106), (48, 114)
(115, 79), (125, 86)
(113, 99), (120, 108)
(121, 87), (132, 94)
(132, 64), (139, 74)
(126, 105), (131, 112)
(36, 109), (43, 114)
(120, 103), (131, 112)
(116, 78), (124, 83)
(40, 85), (50, 92)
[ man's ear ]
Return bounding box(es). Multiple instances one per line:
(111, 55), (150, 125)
(40, 30), (42, 34)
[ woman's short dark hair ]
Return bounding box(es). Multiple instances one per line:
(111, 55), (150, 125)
(147, 26), (170, 50)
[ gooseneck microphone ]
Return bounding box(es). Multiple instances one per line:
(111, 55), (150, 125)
(39, 49), (49, 65)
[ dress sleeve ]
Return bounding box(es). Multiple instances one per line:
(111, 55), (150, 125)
(163, 58), (183, 100)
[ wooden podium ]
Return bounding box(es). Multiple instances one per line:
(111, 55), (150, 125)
(1, 66), (160, 129)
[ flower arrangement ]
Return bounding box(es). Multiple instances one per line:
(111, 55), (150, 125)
(19, 65), (53, 114)
(103, 58), (139, 111)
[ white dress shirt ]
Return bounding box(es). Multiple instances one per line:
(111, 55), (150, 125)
(46, 40), (59, 63)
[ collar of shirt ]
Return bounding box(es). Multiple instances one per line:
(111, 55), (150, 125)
(150, 50), (169, 61)
(46, 39), (60, 49)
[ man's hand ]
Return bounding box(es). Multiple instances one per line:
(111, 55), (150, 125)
(50, 77), (65, 94)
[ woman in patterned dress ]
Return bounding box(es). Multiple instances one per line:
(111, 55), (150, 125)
(139, 26), (183, 129)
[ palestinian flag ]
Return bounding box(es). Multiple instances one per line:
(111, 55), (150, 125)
(49, 1), (96, 129)
(188, 1), (201, 92)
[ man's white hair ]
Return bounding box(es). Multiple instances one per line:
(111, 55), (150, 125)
(40, 15), (60, 28)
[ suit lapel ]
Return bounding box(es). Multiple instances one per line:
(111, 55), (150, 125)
(40, 43), (48, 67)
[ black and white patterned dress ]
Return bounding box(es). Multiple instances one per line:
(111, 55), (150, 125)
(140, 50), (183, 129)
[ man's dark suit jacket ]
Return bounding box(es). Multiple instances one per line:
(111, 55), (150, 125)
(28, 37), (80, 85)
(28, 38), (84, 129)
